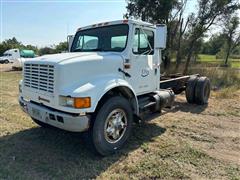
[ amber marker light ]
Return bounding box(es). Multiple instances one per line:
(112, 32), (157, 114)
(74, 97), (91, 108)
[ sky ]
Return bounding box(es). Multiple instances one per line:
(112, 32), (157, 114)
(0, 0), (209, 47)
(1, 0), (127, 47)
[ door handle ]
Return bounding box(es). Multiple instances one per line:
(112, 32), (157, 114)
(118, 68), (131, 78)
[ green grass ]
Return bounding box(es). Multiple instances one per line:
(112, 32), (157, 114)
(198, 54), (240, 68)
(198, 54), (217, 62)
(231, 61), (240, 68)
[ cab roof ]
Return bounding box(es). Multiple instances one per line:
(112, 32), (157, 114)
(76, 19), (155, 32)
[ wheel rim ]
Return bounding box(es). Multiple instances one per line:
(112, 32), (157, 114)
(104, 108), (127, 144)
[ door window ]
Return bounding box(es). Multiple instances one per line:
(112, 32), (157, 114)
(133, 28), (154, 55)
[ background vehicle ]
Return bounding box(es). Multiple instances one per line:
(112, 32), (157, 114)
(19, 20), (211, 156)
(0, 48), (35, 64)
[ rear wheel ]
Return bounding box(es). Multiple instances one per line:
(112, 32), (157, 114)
(90, 96), (133, 156)
(4, 60), (9, 64)
(185, 76), (199, 104)
(195, 76), (211, 105)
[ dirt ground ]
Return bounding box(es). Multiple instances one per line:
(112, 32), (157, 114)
(166, 93), (240, 164)
(0, 64), (13, 72)
(0, 71), (239, 179)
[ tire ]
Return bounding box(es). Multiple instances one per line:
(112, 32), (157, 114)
(90, 96), (133, 156)
(4, 60), (9, 64)
(185, 76), (199, 104)
(195, 76), (211, 105)
(32, 118), (52, 128)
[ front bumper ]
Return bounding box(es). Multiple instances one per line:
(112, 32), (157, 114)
(19, 96), (90, 132)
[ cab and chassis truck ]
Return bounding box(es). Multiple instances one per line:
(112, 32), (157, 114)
(19, 20), (211, 156)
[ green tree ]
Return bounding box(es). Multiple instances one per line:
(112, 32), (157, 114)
(232, 45), (240, 56)
(0, 37), (23, 55)
(39, 47), (55, 55)
(183, 0), (239, 74)
(0, 38), (69, 56)
(222, 14), (240, 65)
(175, 0), (189, 70)
(25, 44), (39, 54)
(0, 37), (40, 56)
(201, 34), (225, 55)
(55, 42), (68, 53)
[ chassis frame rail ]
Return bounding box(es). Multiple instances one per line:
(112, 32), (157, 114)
(160, 73), (199, 94)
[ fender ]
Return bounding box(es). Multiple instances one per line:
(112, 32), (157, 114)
(59, 75), (139, 114)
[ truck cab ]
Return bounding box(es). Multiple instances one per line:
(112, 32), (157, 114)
(0, 49), (20, 63)
(0, 49), (35, 64)
(67, 20), (166, 96)
(19, 20), (210, 156)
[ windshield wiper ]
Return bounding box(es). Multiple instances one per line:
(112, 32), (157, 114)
(73, 48), (83, 52)
(89, 48), (104, 52)
(73, 48), (103, 52)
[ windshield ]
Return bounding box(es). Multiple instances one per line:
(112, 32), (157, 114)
(71, 24), (129, 52)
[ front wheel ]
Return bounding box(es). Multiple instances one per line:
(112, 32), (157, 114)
(4, 60), (9, 64)
(90, 96), (133, 156)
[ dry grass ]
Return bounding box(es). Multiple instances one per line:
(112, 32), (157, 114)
(0, 70), (240, 179)
(188, 65), (240, 88)
(167, 62), (240, 93)
(0, 63), (13, 72)
(214, 86), (240, 99)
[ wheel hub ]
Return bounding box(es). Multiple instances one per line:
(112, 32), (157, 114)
(104, 109), (127, 143)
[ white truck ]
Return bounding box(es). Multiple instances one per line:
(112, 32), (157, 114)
(0, 48), (35, 64)
(0, 49), (20, 63)
(19, 20), (210, 156)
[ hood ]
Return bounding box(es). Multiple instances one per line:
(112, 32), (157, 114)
(56, 52), (124, 93)
(26, 52), (123, 64)
(23, 51), (125, 94)
(0, 56), (7, 60)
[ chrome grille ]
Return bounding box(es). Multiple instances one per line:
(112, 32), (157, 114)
(24, 63), (55, 93)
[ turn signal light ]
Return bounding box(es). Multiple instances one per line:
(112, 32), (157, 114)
(74, 97), (91, 108)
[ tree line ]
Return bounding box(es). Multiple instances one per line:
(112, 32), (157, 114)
(125, 0), (240, 73)
(0, 37), (68, 56)
(1, 0), (239, 74)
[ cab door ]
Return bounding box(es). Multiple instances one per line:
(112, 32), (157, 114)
(126, 27), (158, 95)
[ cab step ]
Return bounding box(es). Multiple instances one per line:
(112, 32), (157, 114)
(140, 101), (156, 110)
(138, 95), (157, 111)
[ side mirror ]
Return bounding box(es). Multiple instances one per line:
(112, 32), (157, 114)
(155, 25), (167, 49)
(67, 35), (74, 52)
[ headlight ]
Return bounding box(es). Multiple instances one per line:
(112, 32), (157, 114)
(66, 97), (74, 106)
(60, 96), (91, 109)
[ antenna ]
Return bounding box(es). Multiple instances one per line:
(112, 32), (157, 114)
(67, 22), (69, 36)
